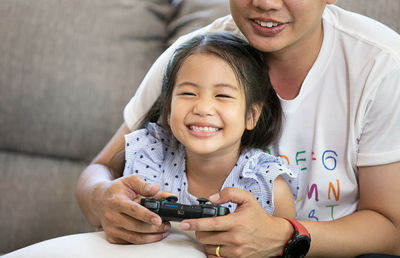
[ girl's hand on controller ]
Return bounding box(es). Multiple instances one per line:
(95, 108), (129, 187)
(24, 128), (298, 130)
(94, 174), (173, 244)
(179, 187), (293, 258)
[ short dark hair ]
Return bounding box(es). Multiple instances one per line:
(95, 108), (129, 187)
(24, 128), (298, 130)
(140, 32), (282, 151)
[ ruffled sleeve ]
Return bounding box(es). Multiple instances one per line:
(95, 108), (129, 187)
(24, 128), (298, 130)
(240, 150), (300, 215)
(123, 123), (175, 185)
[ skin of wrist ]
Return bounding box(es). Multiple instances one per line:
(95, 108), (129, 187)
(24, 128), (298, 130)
(90, 180), (110, 227)
(271, 217), (295, 257)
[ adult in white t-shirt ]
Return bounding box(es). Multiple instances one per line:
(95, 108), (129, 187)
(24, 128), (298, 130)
(76, 1), (400, 257)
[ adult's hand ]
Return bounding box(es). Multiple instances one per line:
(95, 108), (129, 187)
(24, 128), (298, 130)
(94, 173), (173, 244)
(179, 188), (293, 258)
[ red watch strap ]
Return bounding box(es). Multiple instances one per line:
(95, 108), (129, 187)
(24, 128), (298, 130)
(278, 218), (311, 257)
(284, 218), (310, 237)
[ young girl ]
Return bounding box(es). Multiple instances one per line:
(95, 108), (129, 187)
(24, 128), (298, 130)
(123, 32), (299, 217)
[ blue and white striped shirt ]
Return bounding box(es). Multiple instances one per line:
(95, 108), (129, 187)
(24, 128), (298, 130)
(123, 123), (299, 215)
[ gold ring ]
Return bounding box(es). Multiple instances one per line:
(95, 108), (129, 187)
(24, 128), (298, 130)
(216, 245), (221, 257)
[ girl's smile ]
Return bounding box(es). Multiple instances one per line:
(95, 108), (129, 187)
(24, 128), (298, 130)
(168, 53), (254, 158)
(187, 123), (221, 137)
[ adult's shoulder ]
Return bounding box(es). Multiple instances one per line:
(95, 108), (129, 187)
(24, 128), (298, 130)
(206, 15), (241, 35)
(323, 5), (400, 61)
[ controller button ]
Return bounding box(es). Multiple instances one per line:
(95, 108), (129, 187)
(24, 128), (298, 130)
(146, 202), (158, 209)
(203, 207), (216, 216)
(166, 196), (178, 203)
(197, 198), (209, 205)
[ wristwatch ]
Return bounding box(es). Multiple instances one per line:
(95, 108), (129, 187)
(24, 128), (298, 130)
(281, 218), (311, 258)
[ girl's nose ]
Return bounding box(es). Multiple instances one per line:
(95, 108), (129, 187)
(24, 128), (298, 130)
(252, 0), (283, 10)
(192, 98), (215, 117)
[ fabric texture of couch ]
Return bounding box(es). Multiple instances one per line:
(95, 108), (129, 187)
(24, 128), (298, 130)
(0, 0), (399, 255)
(0, 0), (229, 253)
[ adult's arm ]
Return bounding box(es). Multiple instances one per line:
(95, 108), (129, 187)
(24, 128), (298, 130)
(75, 122), (171, 244)
(180, 162), (400, 257)
(302, 162), (400, 257)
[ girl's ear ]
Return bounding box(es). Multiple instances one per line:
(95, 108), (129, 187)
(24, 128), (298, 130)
(246, 102), (263, 130)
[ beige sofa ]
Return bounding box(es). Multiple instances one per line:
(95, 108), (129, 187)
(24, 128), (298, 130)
(0, 0), (398, 254)
(0, 0), (229, 254)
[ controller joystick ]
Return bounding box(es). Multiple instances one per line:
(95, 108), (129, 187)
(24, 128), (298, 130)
(141, 195), (230, 222)
(166, 196), (178, 202)
(196, 198), (208, 205)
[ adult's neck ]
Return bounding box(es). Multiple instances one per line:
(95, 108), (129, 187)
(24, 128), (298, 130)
(266, 23), (324, 100)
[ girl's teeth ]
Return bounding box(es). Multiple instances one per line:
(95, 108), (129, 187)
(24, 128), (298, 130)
(255, 20), (280, 28)
(190, 126), (219, 132)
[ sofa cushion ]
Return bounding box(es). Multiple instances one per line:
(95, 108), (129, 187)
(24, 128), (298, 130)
(336, 0), (400, 32)
(0, 0), (174, 161)
(167, 0), (230, 45)
(0, 151), (94, 253)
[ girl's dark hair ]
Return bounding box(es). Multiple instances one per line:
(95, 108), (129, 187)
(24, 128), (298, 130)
(139, 32), (282, 151)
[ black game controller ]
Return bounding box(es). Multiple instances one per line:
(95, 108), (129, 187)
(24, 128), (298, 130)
(141, 195), (230, 222)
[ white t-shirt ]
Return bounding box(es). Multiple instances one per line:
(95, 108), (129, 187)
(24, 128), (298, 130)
(123, 5), (400, 221)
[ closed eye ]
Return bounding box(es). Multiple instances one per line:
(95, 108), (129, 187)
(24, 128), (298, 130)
(216, 94), (233, 98)
(180, 92), (196, 96)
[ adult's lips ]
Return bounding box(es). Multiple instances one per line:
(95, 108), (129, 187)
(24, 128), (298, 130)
(250, 18), (287, 36)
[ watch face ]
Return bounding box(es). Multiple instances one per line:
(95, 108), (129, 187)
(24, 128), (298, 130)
(284, 235), (311, 258)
